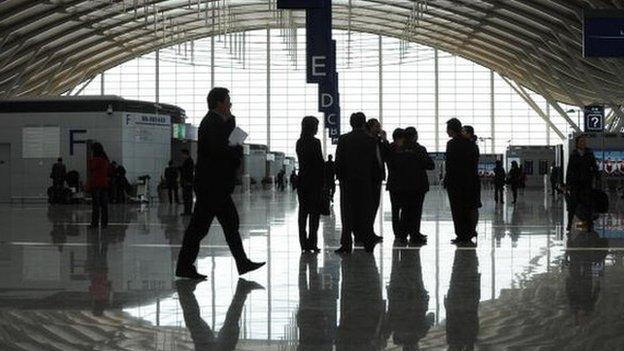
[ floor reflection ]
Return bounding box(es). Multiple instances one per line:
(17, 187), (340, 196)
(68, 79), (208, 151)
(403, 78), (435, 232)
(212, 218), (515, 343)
(0, 188), (623, 350)
(445, 248), (480, 351)
(176, 279), (263, 350)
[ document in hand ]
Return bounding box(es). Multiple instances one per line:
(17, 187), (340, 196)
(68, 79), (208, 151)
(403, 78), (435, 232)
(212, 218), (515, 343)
(228, 127), (248, 146)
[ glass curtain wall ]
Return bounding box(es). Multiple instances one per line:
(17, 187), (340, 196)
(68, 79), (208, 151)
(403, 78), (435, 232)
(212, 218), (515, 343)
(72, 29), (574, 156)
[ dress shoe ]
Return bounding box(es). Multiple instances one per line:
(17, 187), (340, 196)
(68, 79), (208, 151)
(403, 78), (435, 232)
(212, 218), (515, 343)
(334, 246), (352, 254)
(175, 267), (207, 280)
(237, 260), (266, 275)
(237, 278), (265, 293)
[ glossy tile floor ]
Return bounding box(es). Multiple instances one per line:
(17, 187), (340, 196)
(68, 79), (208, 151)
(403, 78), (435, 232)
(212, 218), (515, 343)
(1, 187), (624, 350)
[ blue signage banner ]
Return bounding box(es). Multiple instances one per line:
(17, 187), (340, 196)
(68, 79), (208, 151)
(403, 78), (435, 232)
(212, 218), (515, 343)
(278, 0), (341, 144)
(583, 10), (624, 57)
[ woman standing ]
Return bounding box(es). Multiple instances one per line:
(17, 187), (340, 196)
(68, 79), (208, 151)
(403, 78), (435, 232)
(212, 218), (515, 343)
(507, 161), (522, 204)
(296, 116), (324, 253)
(88, 142), (110, 229)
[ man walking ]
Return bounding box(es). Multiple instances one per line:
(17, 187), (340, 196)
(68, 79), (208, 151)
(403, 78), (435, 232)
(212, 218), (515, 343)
(335, 112), (380, 254)
(176, 87), (265, 279)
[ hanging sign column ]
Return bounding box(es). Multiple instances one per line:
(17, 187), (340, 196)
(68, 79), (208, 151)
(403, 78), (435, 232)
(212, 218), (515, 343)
(277, 0), (341, 143)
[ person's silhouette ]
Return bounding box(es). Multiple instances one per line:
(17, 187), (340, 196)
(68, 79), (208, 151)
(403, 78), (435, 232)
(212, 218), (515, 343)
(445, 248), (480, 351)
(297, 254), (337, 350)
(386, 242), (434, 349)
(336, 251), (386, 351)
(175, 278), (264, 350)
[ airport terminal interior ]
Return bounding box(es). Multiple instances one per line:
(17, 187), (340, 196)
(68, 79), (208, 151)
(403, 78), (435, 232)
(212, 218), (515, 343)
(2, 0), (624, 350)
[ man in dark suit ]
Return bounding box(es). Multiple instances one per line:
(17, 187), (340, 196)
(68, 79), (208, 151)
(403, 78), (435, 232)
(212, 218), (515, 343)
(176, 87), (265, 279)
(403, 127), (434, 243)
(366, 118), (389, 242)
(444, 118), (475, 244)
(179, 149), (195, 215)
(334, 112), (380, 254)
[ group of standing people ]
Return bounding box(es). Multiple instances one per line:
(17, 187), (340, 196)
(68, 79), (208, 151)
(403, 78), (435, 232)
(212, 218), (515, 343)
(295, 112), (440, 255)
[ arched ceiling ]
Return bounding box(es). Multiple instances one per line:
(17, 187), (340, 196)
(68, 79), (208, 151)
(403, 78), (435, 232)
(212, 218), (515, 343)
(1, 0), (623, 109)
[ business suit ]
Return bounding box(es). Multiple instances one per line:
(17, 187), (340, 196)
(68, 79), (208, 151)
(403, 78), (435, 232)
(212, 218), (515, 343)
(335, 129), (378, 250)
(296, 136), (325, 251)
(445, 136), (476, 240)
(387, 143), (434, 240)
(177, 111), (251, 275)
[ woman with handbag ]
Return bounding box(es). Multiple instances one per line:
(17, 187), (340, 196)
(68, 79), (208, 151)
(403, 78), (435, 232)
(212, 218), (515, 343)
(296, 116), (325, 253)
(87, 142), (110, 229)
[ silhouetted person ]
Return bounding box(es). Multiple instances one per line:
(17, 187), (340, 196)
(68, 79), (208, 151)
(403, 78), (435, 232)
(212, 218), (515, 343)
(176, 87), (265, 279)
(335, 112), (379, 254)
(366, 118), (389, 242)
(507, 161), (522, 204)
(297, 254), (336, 350)
(50, 157), (66, 188)
(296, 116), (325, 253)
(276, 169), (286, 191)
(180, 149), (195, 216)
(87, 142), (109, 229)
(290, 170), (298, 190)
(386, 128), (407, 240)
(462, 125), (481, 240)
(386, 243), (434, 350)
(444, 118), (476, 244)
(404, 127), (435, 243)
(176, 278), (264, 350)
(164, 161), (180, 204)
(336, 251), (385, 351)
(445, 248), (480, 351)
(565, 134), (599, 232)
(325, 155), (336, 203)
(493, 160), (506, 204)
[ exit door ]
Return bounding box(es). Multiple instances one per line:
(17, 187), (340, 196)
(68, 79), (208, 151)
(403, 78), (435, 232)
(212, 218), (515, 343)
(0, 144), (10, 203)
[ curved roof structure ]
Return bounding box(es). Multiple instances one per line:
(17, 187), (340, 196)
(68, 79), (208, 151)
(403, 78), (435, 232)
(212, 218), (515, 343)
(0, 0), (622, 109)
